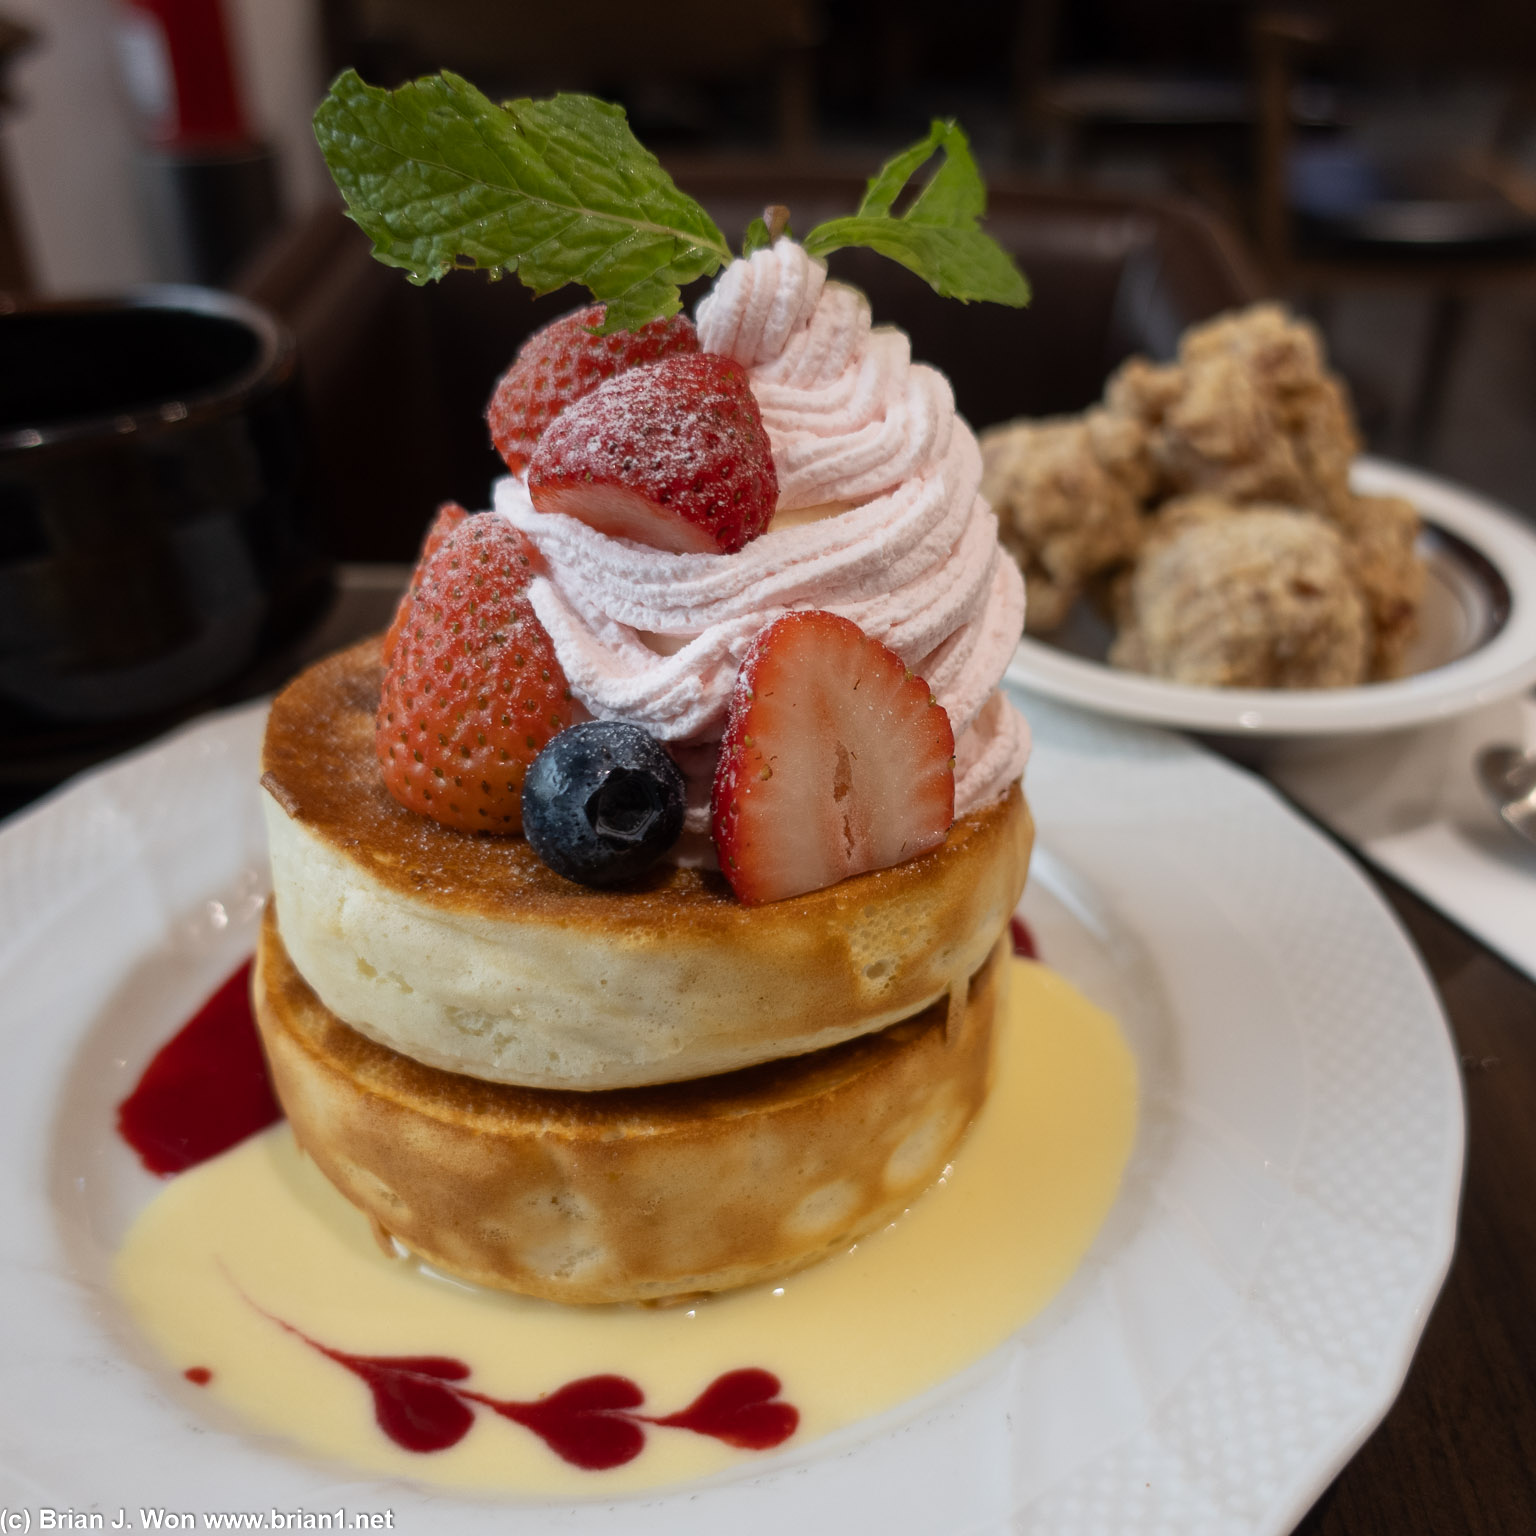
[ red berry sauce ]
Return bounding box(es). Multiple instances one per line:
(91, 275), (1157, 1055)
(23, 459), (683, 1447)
(124, 959), (800, 1471)
(250, 1299), (798, 1468)
(117, 959), (282, 1175)
(479, 1374), (647, 1469)
(646, 1367), (800, 1450)
(1009, 916), (1038, 960)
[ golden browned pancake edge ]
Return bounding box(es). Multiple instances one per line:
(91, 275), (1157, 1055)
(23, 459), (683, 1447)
(262, 640), (1033, 1089)
(254, 910), (1005, 1304)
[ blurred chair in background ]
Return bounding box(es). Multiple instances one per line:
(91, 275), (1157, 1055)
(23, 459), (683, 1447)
(1252, 5), (1536, 453)
(319, 0), (822, 154)
(1013, 0), (1321, 223)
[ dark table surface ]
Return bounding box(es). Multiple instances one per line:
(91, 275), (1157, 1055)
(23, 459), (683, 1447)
(3, 568), (1531, 1531)
(1288, 862), (1536, 1535)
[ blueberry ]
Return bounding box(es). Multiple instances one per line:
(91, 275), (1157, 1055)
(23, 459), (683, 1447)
(522, 721), (686, 885)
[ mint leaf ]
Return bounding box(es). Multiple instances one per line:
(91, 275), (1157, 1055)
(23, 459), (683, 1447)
(741, 217), (772, 257)
(899, 124), (987, 225)
(802, 217), (1029, 305)
(853, 122), (971, 219)
(313, 70), (732, 332)
(803, 121), (1029, 307)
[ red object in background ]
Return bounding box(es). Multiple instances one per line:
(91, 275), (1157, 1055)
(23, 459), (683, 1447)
(117, 0), (249, 147)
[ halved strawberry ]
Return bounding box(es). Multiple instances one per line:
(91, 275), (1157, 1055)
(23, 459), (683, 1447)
(377, 514), (573, 833)
(486, 305), (699, 475)
(711, 611), (955, 904)
(382, 500), (472, 665)
(526, 353), (778, 555)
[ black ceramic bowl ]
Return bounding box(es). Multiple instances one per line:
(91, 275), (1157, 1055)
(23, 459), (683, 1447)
(0, 287), (331, 782)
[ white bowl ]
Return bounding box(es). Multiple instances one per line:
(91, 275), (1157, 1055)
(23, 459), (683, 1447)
(1005, 457), (1536, 737)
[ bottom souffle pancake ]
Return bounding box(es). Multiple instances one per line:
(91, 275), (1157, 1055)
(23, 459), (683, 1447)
(117, 954), (1137, 1497)
(260, 641), (1033, 1093)
(255, 911), (1003, 1304)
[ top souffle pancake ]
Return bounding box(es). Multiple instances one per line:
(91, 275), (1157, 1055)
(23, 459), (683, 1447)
(262, 640), (1032, 1090)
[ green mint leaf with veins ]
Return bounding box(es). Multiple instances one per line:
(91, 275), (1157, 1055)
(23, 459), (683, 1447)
(313, 74), (1026, 327)
(802, 121), (1029, 308)
(313, 70), (732, 333)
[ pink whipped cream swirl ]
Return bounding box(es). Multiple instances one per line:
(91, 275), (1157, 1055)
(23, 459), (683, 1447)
(495, 239), (1030, 836)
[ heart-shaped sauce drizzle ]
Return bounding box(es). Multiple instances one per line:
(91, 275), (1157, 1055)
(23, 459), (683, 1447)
(132, 966), (804, 1474)
(647, 1367), (800, 1450)
(243, 1298), (798, 1467)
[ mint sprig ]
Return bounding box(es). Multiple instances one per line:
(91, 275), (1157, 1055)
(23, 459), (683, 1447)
(314, 74), (1028, 328)
(802, 121), (1030, 307)
(313, 71), (731, 332)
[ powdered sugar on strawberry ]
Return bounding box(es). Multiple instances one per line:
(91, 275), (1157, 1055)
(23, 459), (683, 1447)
(496, 239), (1030, 834)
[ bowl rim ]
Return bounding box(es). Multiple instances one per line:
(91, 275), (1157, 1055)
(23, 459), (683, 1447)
(0, 285), (295, 454)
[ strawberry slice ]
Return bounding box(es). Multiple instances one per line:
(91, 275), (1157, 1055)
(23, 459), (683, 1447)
(382, 500), (472, 665)
(526, 353), (778, 555)
(486, 305), (698, 475)
(377, 514), (573, 833)
(711, 612), (955, 904)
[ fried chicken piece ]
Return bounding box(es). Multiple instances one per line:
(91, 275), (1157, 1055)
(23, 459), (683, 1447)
(989, 306), (1420, 681)
(1193, 305), (1361, 515)
(1161, 357), (1315, 506)
(1103, 356), (1183, 429)
(1336, 492), (1425, 678)
(1085, 404), (1160, 502)
(1103, 305), (1360, 520)
(1139, 492), (1243, 554)
(1285, 374), (1359, 520)
(1110, 505), (1370, 688)
(1107, 350), (1304, 508)
(1181, 302), (1330, 396)
(979, 419), (1029, 508)
(1146, 491), (1240, 528)
(1017, 558), (1080, 634)
(1093, 493), (1234, 629)
(979, 415), (1146, 634)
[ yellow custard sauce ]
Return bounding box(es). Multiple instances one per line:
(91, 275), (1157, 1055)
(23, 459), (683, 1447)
(114, 958), (1137, 1496)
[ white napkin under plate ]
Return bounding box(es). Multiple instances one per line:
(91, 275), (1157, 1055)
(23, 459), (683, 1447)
(1267, 695), (1536, 982)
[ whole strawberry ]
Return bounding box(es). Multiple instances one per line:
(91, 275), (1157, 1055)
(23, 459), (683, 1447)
(486, 305), (699, 475)
(377, 515), (574, 833)
(382, 500), (472, 666)
(712, 611), (955, 904)
(528, 353), (778, 554)
(415, 498), (471, 566)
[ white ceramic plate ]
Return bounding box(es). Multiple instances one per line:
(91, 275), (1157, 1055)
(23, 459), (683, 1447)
(1006, 457), (1536, 737)
(0, 693), (1462, 1534)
